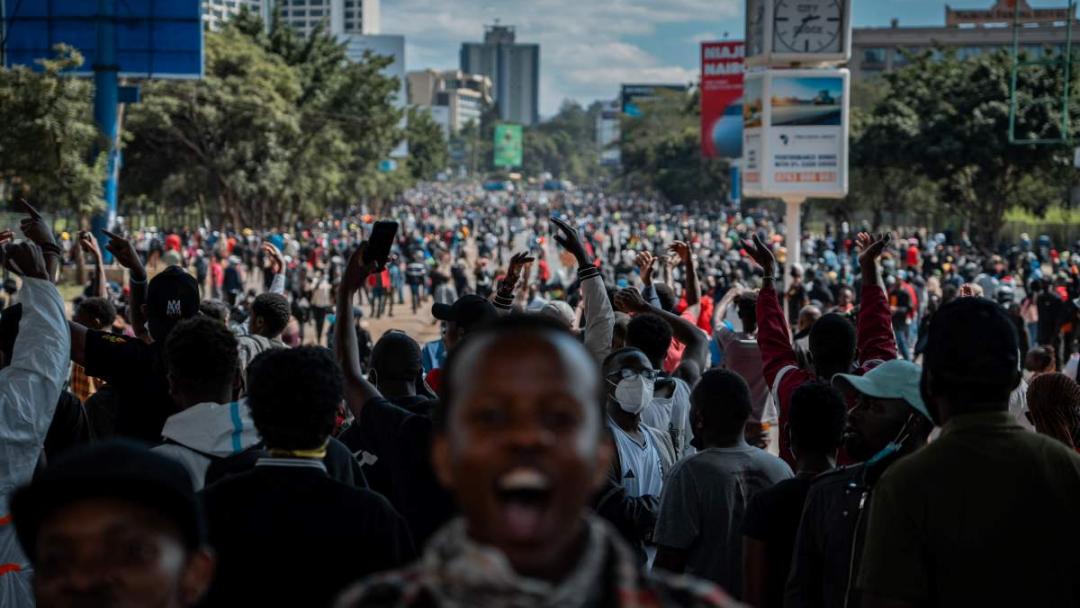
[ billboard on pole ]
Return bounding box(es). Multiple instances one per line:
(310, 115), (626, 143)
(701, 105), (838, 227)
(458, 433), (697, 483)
(494, 124), (523, 168)
(742, 68), (850, 199)
(620, 84), (687, 117)
(701, 41), (744, 159)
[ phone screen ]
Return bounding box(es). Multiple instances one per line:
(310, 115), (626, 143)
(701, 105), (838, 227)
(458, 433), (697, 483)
(364, 221), (399, 266)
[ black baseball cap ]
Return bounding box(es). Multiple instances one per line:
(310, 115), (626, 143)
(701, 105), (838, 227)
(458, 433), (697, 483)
(432, 294), (499, 333)
(11, 440), (206, 562)
(146, 266), (200, 339)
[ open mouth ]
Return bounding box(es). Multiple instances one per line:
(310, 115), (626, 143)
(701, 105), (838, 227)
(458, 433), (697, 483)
(494, 468), (554, 541)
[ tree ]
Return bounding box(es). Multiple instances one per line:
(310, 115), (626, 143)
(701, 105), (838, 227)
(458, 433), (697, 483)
(405, 107), (448, 181)
(0, 46), (105, 220)
(618, 89), (731, 206)
(122, 10), (404, 227)
(855, 48), (1078, 245)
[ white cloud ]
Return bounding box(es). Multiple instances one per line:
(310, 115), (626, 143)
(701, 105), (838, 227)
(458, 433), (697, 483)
(382, 0), (740, 116)
(689, 31), (720, 44)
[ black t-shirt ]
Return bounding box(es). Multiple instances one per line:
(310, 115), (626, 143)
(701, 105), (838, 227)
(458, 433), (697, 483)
(339, 397), (456, 547)
(200, 463), (414, 607)
(742, 476), (815, 608)
(1037, 292), (1066, 345)
(84, 329), (174, 442)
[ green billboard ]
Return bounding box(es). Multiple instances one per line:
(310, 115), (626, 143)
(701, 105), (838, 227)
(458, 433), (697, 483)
(493, 123), (523, 168)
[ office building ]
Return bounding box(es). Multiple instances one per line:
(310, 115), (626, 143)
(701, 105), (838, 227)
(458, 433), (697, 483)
(202, 0), (270, 30)
(201, 0), (379, 34)
(407, 69), (492, 134)
(852, 0), (1077, 80)
(460, 24), (540, 126)
(274, 0), (380, 36)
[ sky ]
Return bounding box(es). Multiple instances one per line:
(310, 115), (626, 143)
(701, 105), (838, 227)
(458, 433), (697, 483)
(382, 0), (1070, 117)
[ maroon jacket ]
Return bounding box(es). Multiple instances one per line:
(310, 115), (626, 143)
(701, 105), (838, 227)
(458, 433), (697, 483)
(757, 282), (897, 467)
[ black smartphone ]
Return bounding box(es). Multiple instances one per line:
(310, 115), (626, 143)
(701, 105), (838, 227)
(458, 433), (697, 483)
(364, 220), (399, 267)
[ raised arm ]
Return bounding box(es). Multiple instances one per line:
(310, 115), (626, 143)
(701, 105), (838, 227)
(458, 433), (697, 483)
(16, 199), (62, 283)
(636, 251), (663, 309)
(104, 230), (148, 341)
(615, 288), (709, 370)
(79, 231), (108, 298)
(262, 242), (287, 295)
(711, 284), (742, 333)
(670, 240), (700, 308)
(743, 234), (798, 386)
(0, 243), (69, 494)
(855, 232), (898, 364)
(336, 242), (382, 420)
(552, 217), (613, 361)
(492, 251), (534, 313)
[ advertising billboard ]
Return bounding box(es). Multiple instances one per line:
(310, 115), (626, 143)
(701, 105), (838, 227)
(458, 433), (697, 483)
(701, 41), (744, 159)
(494, 124), (523, 168)
(620, 84), (688, 117)
(741, 69), (849, 199)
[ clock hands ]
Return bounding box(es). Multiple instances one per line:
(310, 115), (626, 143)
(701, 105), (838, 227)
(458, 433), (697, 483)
(792, 13), (821, 40)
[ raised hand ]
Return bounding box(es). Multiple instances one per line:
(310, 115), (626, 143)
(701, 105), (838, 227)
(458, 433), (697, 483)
(669, 240), (692, 264)
(1, 242), (48, 280)
(0, 230), (14, 246)
(262, 242), (285, 275)
(856, 232), (891, 268)
(17, 199), (55, 247)
(742, 233), (777, 277)
(342, 242), (377, 295)
(614, 287), (650, 314)
(504, 251), (535, 289)
(636, 250), (657, 285)
(550, 216), (589, 265)
(78, 230), (102, 259)
(103, 229), (146, 280)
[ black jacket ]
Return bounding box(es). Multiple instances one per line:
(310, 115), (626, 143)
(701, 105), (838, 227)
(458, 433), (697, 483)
(199, 459), (415, 608)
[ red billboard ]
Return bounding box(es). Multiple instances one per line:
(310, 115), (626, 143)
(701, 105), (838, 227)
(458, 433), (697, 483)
(701, 41), (745, 159)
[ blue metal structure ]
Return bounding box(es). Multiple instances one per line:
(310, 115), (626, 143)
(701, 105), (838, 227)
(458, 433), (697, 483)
(2, 0), (202, 255)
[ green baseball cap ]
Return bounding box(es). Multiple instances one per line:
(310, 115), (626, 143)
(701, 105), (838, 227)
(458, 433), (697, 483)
(833, 359), (932, 422)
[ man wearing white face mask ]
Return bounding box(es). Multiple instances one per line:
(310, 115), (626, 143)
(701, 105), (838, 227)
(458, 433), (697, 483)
(593, 347), (677, 567)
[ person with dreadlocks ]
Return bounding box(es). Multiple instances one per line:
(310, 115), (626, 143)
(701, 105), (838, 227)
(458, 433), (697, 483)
(1026, 372), (1080, 452)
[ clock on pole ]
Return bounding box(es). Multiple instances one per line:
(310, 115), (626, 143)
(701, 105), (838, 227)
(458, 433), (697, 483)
(746, 0), (852, 66)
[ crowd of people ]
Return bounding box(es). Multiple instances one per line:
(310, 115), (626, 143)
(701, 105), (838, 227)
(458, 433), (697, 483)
(1, 183), (1080, 608)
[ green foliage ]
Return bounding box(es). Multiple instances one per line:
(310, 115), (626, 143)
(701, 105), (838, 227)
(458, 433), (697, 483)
(406, 107), (448, 181)
(852, 48), (1078, 245)
(122, 10), (404, 226)
(0, 46), (105, 216)
(618, 89), (731, 205)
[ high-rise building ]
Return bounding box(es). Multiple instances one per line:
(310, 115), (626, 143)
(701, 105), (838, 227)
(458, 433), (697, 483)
(851, 0), (1076, 80)
(595, 99), (621, 166)
(407, 69), (493, 134)
(343, 34), (407, 157)
(460, 25), (540, 126)
(202, 0), (270, 30)
(201, 0), (379, 34)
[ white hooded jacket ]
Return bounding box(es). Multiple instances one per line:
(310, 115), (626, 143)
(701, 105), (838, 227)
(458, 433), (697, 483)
(153, 400), (260, 491)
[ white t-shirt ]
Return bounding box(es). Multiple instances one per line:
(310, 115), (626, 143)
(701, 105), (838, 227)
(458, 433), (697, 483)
(608, 419), (664, 499)
(642, 377), (693, 458)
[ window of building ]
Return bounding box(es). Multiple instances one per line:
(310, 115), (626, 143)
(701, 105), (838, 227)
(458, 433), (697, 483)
(345, 20), (355, 29)
(345, 0), (355, 6)
(310, 8), (323, 15)
(863, 47), (887, 65)
(292, 20), (305, 28)
(309, 0), (324, 5)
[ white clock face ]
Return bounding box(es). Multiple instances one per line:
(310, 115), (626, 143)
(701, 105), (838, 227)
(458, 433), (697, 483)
(773, 0), (843, 54)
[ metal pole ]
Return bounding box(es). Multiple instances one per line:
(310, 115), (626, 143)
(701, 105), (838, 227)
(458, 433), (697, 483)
(92, 0), (119, 262)
(784, 197), (804, 284)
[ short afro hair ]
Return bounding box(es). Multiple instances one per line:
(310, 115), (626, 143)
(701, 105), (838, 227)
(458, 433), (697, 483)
(808, 313), (856, 372)
(789, 381), (846, 453)
(246, 346), (343, 450)
(923, 297), (1021, 408)
(626, 313), (673, 367)
(164, 316), (239, 396)
(251, 293), (291, 337)
(438, 313), (587, 431)
(691, 369), (752, 438)
(199, 299), (230, 323)
(75, 297), (116, 329)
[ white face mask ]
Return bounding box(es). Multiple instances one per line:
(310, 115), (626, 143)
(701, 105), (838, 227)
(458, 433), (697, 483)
(612, 374), (655, 415)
